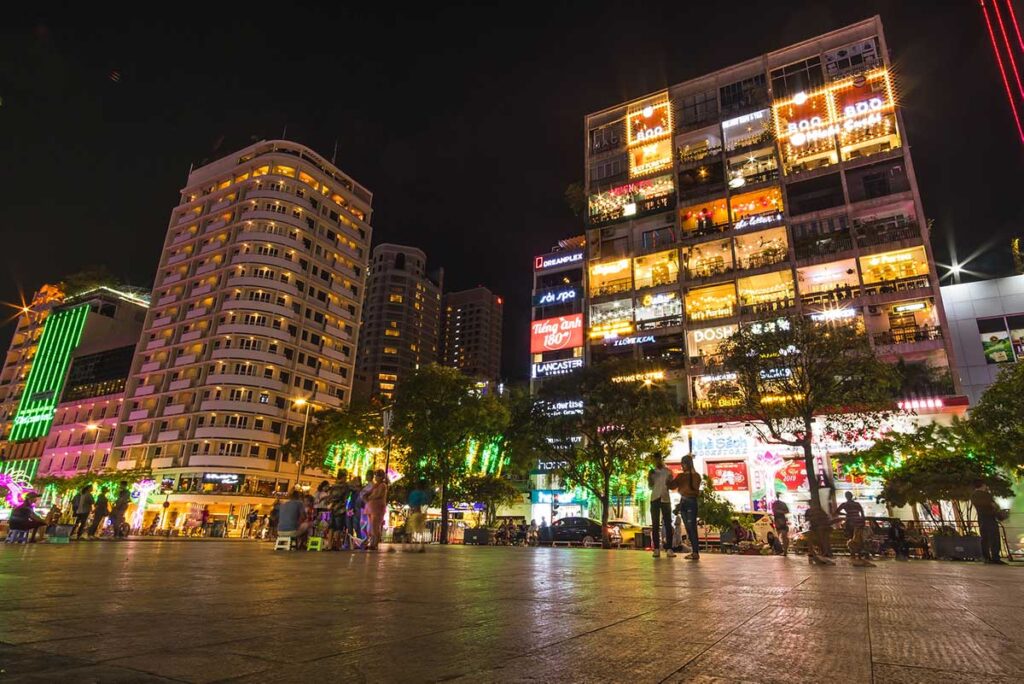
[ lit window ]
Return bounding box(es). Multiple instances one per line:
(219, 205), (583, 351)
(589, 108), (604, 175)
(385, 329), (400, 337)
(379, 382), (395, 391)
(378, 373), (398, 381)
(389, 294), (403, 303)
(383, 347), (398, 355)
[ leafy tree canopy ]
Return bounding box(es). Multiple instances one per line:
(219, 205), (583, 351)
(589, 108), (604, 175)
(969, 362), (1024, 475)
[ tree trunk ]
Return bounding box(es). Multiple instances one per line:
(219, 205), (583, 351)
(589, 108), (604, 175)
(601, 473), (611, 549)
(802, 432), (821, 508)
(440, 480), (449, 544)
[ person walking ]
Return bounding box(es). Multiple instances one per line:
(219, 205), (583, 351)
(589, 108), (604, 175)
(805, 500), (836, 565)
(771, 498), (790, 555)
(110, 481), (131, 539)
(971, 480), (1006, 565)
(344, 475), (363, 549)
(647, 452), (675, 558)
(406, 481), (431, 553)
(365, 469), (389, 551)
(674, 454), (702, 560)
(87, 488), (110, 539)
(837, 492), (873, 567)
(72, 485), (94, 540)
(244, 510), (259, 538)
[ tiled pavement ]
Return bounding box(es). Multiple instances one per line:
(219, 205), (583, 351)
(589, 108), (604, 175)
(0, 542), (1022, 682)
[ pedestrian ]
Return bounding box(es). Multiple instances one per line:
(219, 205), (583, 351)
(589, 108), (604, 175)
(970, 480), (1006, 565)
(277, 490), (309, 543)
(269, 501), (280, 539)
(804, 500), (836, 565)
(110, 481), (131, 539)
(837, 492), (873, 567)
(888, 519), (909, 561)
(244, 510), (259, 538)
(328, 471), (350, 550)
(199, 505), (211, 536)
(345, 475), (364, 549)
(365, 469), (389, 551)
(87, 488), (110, 539)
(673, 453), (702, 560)
(766, 531), (785, 555)
(359, 470), (374, 539)
(8, 493), (47, 542)
(771, 498), (790, 555)
(406, 480), (431, 553)
(648, 451), (675, 558)
(314, 480), (332, 536)
(528, 518), (538, 545)
(72, 485), (94, 540)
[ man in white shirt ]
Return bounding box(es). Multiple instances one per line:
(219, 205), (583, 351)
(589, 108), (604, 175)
(648, 452), (675, 558)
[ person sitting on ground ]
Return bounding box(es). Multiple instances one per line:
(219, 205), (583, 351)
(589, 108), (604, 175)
(277, 491), (309, 544)
(804, 501), (836, 566)
(766, 531), (785, 555)
(9, 493), (47, 542)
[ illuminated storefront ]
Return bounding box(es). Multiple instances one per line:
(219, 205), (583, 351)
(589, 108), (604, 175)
(866, 299), (942, 347)
(687, 324), (737, 364)
(691, 372), (742, 412)
(683, 239), (733, 279)
(677, 126), (722, 165)
(734, 227), (788, 271)
(589, 299), (634, 339)
(686, 283), (737, 322)
(723, 109), (778, 188)
(729, 187), (784, 231)
(589, 258), (632, 297)
(634, 292), (683, 330)
(627, 97), (673, 177)
(680, 197), (729, 237)
(796, 258), (859, 306)
(737, 270), (796, 315)
(633, 250), (679, 289)
(587, 175), (675, 226)
(859, 246), (930, 295)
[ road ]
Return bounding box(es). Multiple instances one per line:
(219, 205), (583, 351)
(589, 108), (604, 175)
(0, 542), (1022, 682)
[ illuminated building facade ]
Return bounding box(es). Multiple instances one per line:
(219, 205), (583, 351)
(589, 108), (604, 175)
(0, 286), (149, 479)
(584, 16), (955, 419)
(111, 140), (372, 528)
(581, 17), (960, 520)
(354, 244), (443, 402)
(530, 236), (586, 392)
(441, 287), (503, 383)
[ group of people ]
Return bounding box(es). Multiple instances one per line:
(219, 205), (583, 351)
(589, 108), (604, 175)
(68, 482), (133, 540)
(647, 452), (702, 560)
(271, 468), (391, 551)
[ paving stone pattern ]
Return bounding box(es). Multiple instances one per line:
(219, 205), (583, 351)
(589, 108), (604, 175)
(0, 542), (1022, 683)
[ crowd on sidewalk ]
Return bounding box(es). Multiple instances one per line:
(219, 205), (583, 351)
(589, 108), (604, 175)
(5, 481), (133, 543)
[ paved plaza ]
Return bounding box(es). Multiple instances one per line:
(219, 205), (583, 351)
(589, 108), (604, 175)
(0, 542), (1023, 683)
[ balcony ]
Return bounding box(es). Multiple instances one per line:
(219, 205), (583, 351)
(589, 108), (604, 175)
(686, 262), (733, 280)
(134, 385), (157, 397)
(800, 287), (860, 307)
(128, 408), (151, 421)
(211, 347), (280, 364)
(686, 307), (736, 324)
(872, 326), (943, 347)
(206, 373), (285, 392)
(164, 403), (186, 416)
(152, 315), (174, 329)
(195, 261), (219, 275)
(162, 273), (182, 285)
(683, 223), (731, 241)
(157, 293), (178, 306)
(191, 283), (213, 297)
(180, 330), (203, 343)
(168, 378), (192, 391)
(854, 221), (921, 249)
(174, 354), (197, 367)
(794, 235), (854, 261)
(157, 429), (181, 442)
(140, 361), (162, 373)
(122, 434), (144, 446)
(678, 145), (722, 167)
(150, 456), (178, 470)
(201, 399), (283, 416)
(185, 307), (208, 320)
(590, 279), (632, 298)
(736, 250), (788, 272)
(739, 297), (797, 316)
(167, 252), (189, 266)
(861, 275), (932, 297)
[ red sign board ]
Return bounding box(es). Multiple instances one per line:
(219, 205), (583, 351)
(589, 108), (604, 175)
(531, 314), (584, 353)
(706, 461), (749, 492)
(775, 459), (808, 491)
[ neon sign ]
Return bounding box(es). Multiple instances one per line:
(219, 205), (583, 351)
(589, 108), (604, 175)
(535, 251), (584, 270)
(533, 286), (580, 307)
(531, 314), (584, 353)
(606, 334), (655, 347)
(627, 99), (672, 145)
(532, 357), (584, 378)
(734, 212), (783, 230)
(0, 473), (34, 507)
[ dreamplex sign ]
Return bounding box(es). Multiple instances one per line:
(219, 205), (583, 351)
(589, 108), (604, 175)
(535, 251), (584, 271)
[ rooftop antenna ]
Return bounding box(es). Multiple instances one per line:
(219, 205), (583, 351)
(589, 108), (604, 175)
(331, 139), (339, 164)
(282, 123), (288, 139)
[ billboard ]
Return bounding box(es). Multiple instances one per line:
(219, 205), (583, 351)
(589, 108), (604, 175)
(532, 357), (584, 379)
(535, 251), (584, 271)
(531, 314), (584, 353)
(9, 304), (89, 442)
(706, 461), (750, 492)
(533, 286), (581, 308)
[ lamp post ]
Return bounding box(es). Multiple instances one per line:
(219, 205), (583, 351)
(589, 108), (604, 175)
(85, 423), (101, 472)
(293, 398), (312, 491)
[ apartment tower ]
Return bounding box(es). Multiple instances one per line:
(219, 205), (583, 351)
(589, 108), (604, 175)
(441, 287), (503, 383)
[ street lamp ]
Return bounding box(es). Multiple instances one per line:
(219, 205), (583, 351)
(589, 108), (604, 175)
(293, 398), (312, 490)
(85, 423), (101, 471)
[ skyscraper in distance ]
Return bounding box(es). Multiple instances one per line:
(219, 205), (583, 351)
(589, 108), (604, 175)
(441, 286), (503, 383)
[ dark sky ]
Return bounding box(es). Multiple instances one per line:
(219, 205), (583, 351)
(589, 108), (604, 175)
(2, 2), (1022, 381)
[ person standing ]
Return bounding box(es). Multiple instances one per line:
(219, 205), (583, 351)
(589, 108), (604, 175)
(365, 469), (389, 551)
(110, 481), (131, 539)
(244, 509), (259, 539)
(344, 475), (363, 549)
(406, 481), (431, 553)
(269, 500), (280, 539)
(675, 454), (702, 560)
(971, 480), (1006, 565)
(771, 498), (791, 555)
(87, 488), (110, 539)
(72, 485), (94, 540)
(647, 452), (675, 558)
(837, 492), (873, 567)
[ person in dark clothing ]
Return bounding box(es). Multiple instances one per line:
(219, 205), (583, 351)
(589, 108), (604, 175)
(110, 482), (131, 539)
(888, 519), (909, 561)
(9, 493), (47, 542)
(87, 488), (110, 539)
(72, 485), (94, 540)
(673, 454), (702, 560)
(970, 480), (1006, 565)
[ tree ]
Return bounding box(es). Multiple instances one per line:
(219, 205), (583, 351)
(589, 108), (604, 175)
(533, 359), (679, 547)
(564, 181), (586, 219)
(969, 363), (1024, 475)
(462, 475), (522, 527)
(281, 402), (384, 484)
(710, 315), (900, 504)
(696, 476), (737, 532)
(59, 265), (123, 297)
(393, 365), (509, 543)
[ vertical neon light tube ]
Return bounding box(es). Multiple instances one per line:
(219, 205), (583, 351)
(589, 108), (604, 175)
(992, 0), (1024, 100)
(982, 0), (1024, 143)
(1004, 0), (1024, 56)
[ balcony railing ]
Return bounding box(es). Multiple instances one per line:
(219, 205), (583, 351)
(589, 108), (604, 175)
(736, 249), (788, 271)
(854, 222), (920, 248)
(794, 235), (854, 260)
(861, 275), (932, 297)
(683, 222), (731, 240)
(730, 167), (779, 187)
(800, 287), (861, 307)
(590, 279), (632, 297)
(686, 262), (732, 280)
(679, 146), (722, 166)
(739, 297), (797, 316)
(872, 326), (943, 346)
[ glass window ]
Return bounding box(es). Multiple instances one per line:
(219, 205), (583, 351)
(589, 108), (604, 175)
(641, 225), (679, 251)
(272, 165), (296, 178)
(687, 324), (737, 361)
(589, 259), (632, 297)
(683, 239), (733, 279)
(720, 75), (767, 114)
(634, 292), (682, 329)
(680, 89), (719, 127)
(686, 283), (737, 322)
(733, 227), (788, 271)
(589, 299), (634, 339)
(677, 126), (722, 165)
(824, 38), (881, 81)
(729, 187), (784, 230)
(633, 250), (679, 289)
(770, 56), (825, 100)
(587, 174), (675, 226)
(737, 270), (796, 314)
(678, 161), (725, 198)
(722, 109), (772, 152)
(835, 69), (899, 161)
(796, 259), (859, 306)
(859, 247), (929, 292)
(679, 197), (728, 236)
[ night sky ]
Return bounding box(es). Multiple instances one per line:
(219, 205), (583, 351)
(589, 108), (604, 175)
(2, 2), (1021, 381)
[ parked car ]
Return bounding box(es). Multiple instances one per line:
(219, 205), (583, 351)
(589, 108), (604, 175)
(544, 517), (603, 544)
(607, 519), (642, 544)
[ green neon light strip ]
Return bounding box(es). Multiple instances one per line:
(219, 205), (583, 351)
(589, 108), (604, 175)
(0, 459), (38, 481)
(9, 304), (89, 442)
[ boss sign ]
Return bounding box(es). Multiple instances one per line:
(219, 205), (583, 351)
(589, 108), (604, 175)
(530, 314), (584, 353)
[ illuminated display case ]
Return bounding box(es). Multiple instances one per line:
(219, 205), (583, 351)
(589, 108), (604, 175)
(634, 291), (683, 329)
(680, 197), (729, 237)
(796, 258), (860, 306)
(734, 227), (788, 271)
(686, 283), (737, 322)
(633, 249), (680, 289)
(859, 246), (930, 295)
(683, 239), (733, 279)
(589, 258), (632, 297)
(677, 126), (722, 166)
(589, 298), (634, 338)
(729, 187), (784, 230)
(588, 174), (675, 226)
(738, 270), (796, 315)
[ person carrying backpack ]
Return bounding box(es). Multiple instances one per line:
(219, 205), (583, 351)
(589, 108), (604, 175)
(673, 454), (702, 560)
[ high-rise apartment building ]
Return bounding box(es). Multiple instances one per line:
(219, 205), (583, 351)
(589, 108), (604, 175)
(354, 244), (442, 402)
(0, 285), (149, 485)
(581, 17), (958, 516)
(111, 140), (372, 524)
(441, 287), (503, 382)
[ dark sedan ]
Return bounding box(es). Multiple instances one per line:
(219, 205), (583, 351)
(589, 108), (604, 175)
(543, 517), (603, 544)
